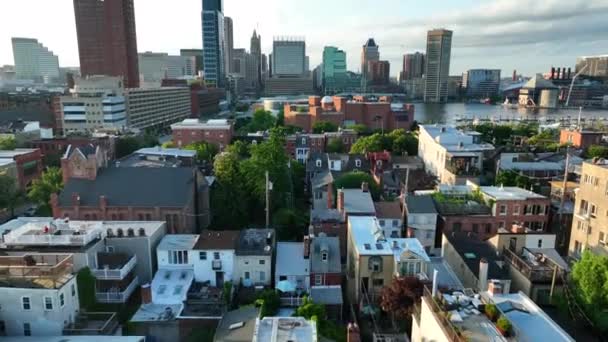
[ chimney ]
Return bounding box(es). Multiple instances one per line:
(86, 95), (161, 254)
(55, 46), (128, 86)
(141, 283), (152, 304)
(510, 223), (525, 234)
(479, 258), (489, 292)
(550, 67), (555, 80)
(556, 67), (561, 80)
(406, 227), (415, 238)
(337, 189), (345, 212)
(512, 69), (517, 81)
(303, 235), (311, 259)
(71, 192), (80, 206)
(347, 323), (361, 342)
(432, 269), (439, 297)
(99, 195), (107, 209)
(487, 280), (503, 297)
(361, 182), (369, 192)
(327, 182), (334, 209)
(567, 67), (572, 79)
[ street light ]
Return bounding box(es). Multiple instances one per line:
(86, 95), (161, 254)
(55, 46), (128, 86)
(565, 63), (588, 107)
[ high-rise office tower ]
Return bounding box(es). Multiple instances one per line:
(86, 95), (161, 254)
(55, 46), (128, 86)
(368, 60), (390, 85)
(201, 0), (225, 87)
(272, 38), (306, 76)
(401, 52), (425, 81)
(11, 37), (60, 83)
(576, 55), (608, 78)
(361, 38), (379, 81)
(73, 0), (140, 87)
(224, 17), (234, 74)
(424, 29), (452, 103)
(250, 30), (262, 87)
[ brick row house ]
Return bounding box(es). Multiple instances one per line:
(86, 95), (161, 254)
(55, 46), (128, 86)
(285, 130), (359, 163)
(171, 118), (233, 150)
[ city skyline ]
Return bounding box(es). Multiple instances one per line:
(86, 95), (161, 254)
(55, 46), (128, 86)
(1, 0), (607, 77)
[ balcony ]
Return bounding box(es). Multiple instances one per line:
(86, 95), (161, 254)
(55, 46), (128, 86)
(63, 312), (119, 336)
(212, 259), (222, 270)
(92, 253), (136, 280)
(0, 254), (73, 289)
(95, 275), (139, 303)
(502, 247), (566, 283)
(3, 221), (103, 247)
(445, 163), (480, 177)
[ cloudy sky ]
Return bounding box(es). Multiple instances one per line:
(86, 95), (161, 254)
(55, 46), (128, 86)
(1, 0), (607, 77)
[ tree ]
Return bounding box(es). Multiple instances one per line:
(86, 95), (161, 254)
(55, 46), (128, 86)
(184, 141), (219, 164)
(334, 171), (380, 200)
(312, 121), (338, 133)
(211, 148), (250, 228)
(326, 138), (345, 153)
(226, 140), (250, 158)
(389, 129), (418, 156)
(256, 289), (280, 318)
(141, 129), (159, 147)
(273, 208), (309, 241)
(587, 145), (608, 159)
(495, 170), (532, 189)
(350, 133), (385, 154)
(161, 141), (176, 148)
(28, 167), (63, 215)
(276, 109), (285, 127)
(294, 296), (326, 320)
(115, 136), (140, 158)
(0, 136), (16, 150)
(248, 109), (276, 132)
(380, 276), (424, 320)
(347, 123), (369, 135)
(571, 251), (608, 332)
(0, 175), (24, 217)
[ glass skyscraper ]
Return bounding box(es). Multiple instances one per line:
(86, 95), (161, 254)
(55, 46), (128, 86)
(201, 0), (225, 88)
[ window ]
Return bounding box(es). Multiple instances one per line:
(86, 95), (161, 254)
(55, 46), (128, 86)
(0, 320), (5, 335)
(279, 275), (287, 281)
(314, 191), (323, 200)
(372, 261), (381, 272)
(60, 293), (65, 307)
(23, 323), (31, 336)
(355, 159), (361, 167)
(322, 252), (328, 261)
(330, 161), (335, 169)
(316, 159), (322, 167)
(315, 274), (322, 285)
(472, 224), (479, 233)
(71, 284), (76, 296)
(372, 279), (384, 287)
(22, 297), (31, 310)
(260, 271), (266, 281)
(485, 223), (492, 234)
(537, 239), (543, 248)
(245, 272), (250, 280)
(600, 232), (606, 246)
(199, 252), (207, 260)
(452, 222), (462, 232)
(392, 220), (399, 227)
(513, 205), (520, 216)
(214, 252), (220, 260)
(169, 251), (188, 264)
(498, 221), (505, 229)
(379, 219), (385, 227)
(44, 296), (53, 310)
(499, 205), (507, 216)
(591, 204), (597, 218)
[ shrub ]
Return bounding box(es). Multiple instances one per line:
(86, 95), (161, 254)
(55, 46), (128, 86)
(485, 303), (499, 321)
(497, 316), (512, 336)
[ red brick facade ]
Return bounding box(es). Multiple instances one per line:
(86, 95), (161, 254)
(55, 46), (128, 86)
(8, 149), (43, 190)
(560, 129), (604, 149)
(172, 123), (234, 150)
(284, 96), (414, 133)
(310, 272), (342, 286)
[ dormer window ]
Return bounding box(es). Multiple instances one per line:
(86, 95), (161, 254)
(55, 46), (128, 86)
(376, 160), (382, 167)
(316, 159), (322, 167)
(355, 159), (361, 167)
(322, 252), (328, 261)
(302, 138), (306, 145)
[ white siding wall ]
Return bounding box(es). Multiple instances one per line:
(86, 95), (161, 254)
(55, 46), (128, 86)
(0, 277), (79, 336)
(234, 255), (272, 286)
(190, 249), (234, 286)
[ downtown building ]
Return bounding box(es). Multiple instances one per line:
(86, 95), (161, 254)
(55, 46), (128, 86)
(11, 37), (60, 83)
(138, 52), (197, 82)
(400, 52), (425, 82)
(424, 29), (452, 103)
(463, 69), (501, 98)
(73, 0), (140, 88)
(201, 0), (226, 87)
(576, 55), (608, 78)
(180, 49), (204, 75)
(265, 37), (313, 96)
(360, 38), (379, 87)
(322, 46), (361, 94)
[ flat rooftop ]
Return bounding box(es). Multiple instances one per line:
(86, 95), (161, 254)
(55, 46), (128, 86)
(480, 186), (546, 200)
(342, 188), (375, 214)
(171, 118), (231, 129)
(134, 146), (196, 158)
(130, 303), (184, 322)
(214, 306), (260, 342)
(485, 291), (574, 342)
(157, 234), (199, 251)
(3, 337), (145, 342)
(0, 148), (39, 159)
(0, 253), (74, 289)
(253, 317), (317, 342)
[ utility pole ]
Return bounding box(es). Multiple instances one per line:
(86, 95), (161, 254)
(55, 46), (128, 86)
(265, 171), (270, 228)
(550, 264), (558, 302)
(558, 146), (570, 246)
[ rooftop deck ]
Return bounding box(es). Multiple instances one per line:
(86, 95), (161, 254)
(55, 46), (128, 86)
(2, 219), (103, 246)
(0, 253), (74, 289)
(63, 312), (119, 336)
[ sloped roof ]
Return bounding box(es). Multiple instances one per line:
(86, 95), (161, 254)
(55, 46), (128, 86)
(523, 74), (557, 89)
(58, 167), (197, 207)
(406, 195), (438, 214)
(194, 230), (240, 250)
(310, 235), (341, 274)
